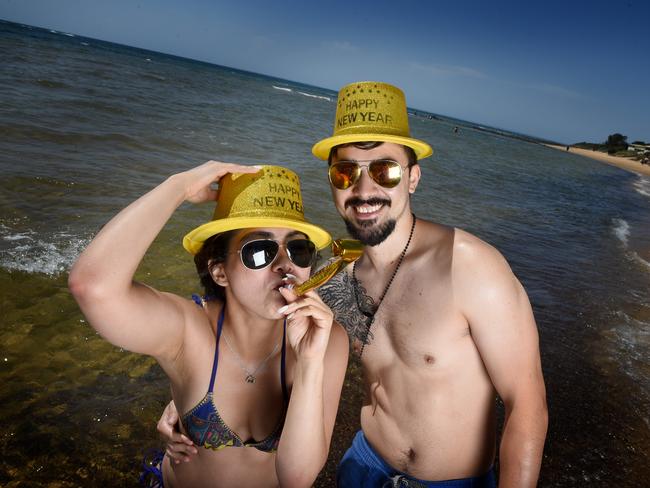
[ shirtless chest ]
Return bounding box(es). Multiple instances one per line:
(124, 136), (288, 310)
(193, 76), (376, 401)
(320, 256), (471, 370)
(318, 230), (498, 478)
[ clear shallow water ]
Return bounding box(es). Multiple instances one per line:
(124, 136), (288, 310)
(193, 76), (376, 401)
(1, 20), (649, 487)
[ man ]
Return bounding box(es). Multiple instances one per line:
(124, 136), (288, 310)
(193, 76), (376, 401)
(314, 81), (547, 487)
(159, 81), (548, 487)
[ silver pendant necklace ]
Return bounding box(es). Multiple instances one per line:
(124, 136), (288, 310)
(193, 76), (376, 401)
(222, 330), (280, 384)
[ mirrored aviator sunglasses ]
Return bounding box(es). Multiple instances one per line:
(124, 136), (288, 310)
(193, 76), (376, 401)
(238, 239), (316, 270)
(328, 159), (403, 190)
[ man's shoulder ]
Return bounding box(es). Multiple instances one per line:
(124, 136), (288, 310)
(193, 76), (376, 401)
(446, 227), (514, 282)
(414, 221), (500, 263)
(452, 228), (501, 260)
(447, 228), (521, 303)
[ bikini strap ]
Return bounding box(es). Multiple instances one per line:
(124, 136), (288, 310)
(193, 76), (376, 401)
(207, 307), (225, 394)
(280, 318), (288, 403)
(192, 294), (216, 308)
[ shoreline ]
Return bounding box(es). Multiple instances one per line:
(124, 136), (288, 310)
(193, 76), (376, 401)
(544, 144), (650, 177)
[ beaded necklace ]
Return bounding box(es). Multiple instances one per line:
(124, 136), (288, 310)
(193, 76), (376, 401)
(353, 213), (416, 357)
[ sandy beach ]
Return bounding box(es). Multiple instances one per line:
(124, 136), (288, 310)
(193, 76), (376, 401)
(545, 144), (650, 177)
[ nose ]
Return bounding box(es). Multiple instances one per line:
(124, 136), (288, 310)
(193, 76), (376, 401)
(351, 165), (377, 197)
(271, 243), (294, 274)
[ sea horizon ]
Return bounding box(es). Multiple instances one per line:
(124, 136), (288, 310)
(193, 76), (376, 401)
(0, 18), (567, 147)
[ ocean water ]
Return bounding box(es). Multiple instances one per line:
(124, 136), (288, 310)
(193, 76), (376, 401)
(1, 20), (649, 487)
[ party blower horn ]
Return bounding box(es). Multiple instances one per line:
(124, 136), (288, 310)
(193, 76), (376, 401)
(293, 239), (364, 295)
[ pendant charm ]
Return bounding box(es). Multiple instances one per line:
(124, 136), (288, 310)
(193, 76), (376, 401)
(245, 374), (256, 384)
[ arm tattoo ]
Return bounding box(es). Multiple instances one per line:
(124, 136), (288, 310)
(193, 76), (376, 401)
(318, 271), (376, 346)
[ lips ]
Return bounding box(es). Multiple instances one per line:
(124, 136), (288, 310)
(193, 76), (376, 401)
(345, 197), (390, 219)
(354, 203), (383, 214)
(274, 273), (297, 291)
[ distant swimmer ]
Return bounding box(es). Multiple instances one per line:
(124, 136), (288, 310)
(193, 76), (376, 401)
(453, 126), (459, 134)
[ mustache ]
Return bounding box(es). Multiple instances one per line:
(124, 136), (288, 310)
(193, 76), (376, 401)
(344, 197), (391, 210)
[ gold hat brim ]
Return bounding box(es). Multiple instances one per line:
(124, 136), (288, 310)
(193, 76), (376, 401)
(183, 216), (332, 255)
(312, 133), (433, 161)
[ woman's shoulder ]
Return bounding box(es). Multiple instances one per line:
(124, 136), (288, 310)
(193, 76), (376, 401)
(164, 294), (224, 380)
(158, 292), (224, 339)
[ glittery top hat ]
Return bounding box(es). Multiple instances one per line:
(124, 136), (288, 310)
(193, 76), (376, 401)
(312, 81), (433, 160)
(183, 165), (332, 255)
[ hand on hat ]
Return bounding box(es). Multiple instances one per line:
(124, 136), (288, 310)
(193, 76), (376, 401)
(278, 287), (334, 362)
(180, 160), (261, 204)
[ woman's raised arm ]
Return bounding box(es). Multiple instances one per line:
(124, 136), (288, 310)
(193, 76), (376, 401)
(68, 161), (259, 363)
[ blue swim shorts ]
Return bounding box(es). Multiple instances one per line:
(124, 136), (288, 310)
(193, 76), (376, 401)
(337, 430), (496, 487)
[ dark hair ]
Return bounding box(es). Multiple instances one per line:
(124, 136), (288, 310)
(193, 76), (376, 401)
(327, 141), (417, 168)
(193, 230), (237, 301)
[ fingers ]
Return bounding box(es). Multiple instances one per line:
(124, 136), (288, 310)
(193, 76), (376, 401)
(162, 428), (198, 464)
(189, 161), (257, 180)
(287, 304), (333, 326)
(183, 161), (261, 203)
(277, 293), (333, 326)
(165, 437), (199, 463)
(277, 289), (327, 315)
(164, 399), (179, 423)
(278, 285), (298, 304)
(201, 160), (261, 179)
(156, 400), (197, 463)
(157, 402), (178, 438)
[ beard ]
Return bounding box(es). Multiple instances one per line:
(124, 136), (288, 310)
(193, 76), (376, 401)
(344, 217), (396, 246)
(343, 197), (396, 246)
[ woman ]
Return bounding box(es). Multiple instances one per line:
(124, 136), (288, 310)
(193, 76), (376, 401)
(69, 161), (349, 487)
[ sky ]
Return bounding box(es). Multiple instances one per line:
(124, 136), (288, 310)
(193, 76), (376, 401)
(1, 0), (648, 144)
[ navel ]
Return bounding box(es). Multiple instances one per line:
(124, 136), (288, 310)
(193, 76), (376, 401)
(398, 447), (417, 471)
(408, 448), (417, 462)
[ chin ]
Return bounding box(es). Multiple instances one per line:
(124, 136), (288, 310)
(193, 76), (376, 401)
(345, 218), (396, 246)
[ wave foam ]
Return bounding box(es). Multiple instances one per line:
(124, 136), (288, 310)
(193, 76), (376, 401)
(271, 85), (331, 101)
(609, 310), (650, 368)
(612, 218), (630, 246)
(298, 91), (331, 101)
(633, 176), (650, 198)
(0, 224), (89, 276)
(610, 218), (650, 272)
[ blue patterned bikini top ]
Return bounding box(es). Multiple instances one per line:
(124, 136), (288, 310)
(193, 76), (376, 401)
(181, 302), (288, 452)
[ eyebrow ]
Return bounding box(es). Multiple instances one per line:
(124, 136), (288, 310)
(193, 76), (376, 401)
(241, 231), (273, 241)
(239, 230), (307, 243)
(336, 156), (399, 162)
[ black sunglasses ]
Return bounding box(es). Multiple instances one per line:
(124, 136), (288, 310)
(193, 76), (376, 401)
(238, 239), (316, 270)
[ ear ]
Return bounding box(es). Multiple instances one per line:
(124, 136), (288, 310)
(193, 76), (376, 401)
(407, 164), (421, 194)
(209, 261), (228, 287)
